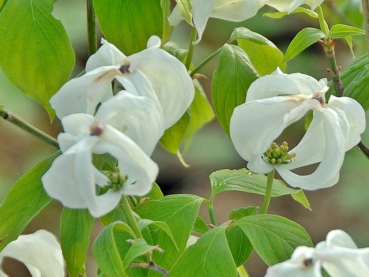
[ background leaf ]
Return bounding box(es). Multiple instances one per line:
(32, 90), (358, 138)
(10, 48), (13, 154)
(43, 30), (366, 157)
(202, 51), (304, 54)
(229, 27), (286, 76)
(94, 0), (163, 55)
(60, 208), (94, 277)
(0, 151), (59, 251)
(328, 24), (365, 39)
(283, 27), (326, 62)
(175, 0), (192, 25)
(211, 44), (259, 136)
(160, 0), (174, 44)
(226, 226), (253, 267)
(234, 214), (313, 266)
(170, 226), (237, 277)
(135, 194), (203, 276)
(0, 0), (75, 119)
(326, 54), (369, 111)
(209, 169), (310, 209)
(263, 7), (318, 19)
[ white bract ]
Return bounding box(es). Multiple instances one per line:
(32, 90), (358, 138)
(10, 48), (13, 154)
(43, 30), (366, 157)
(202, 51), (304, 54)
(43, 92), (162, 218)
(168, 0), (269, 44)
(50, 36), (194, 129)
(265, 229), (369, 277)
(267, 0), (324, 13)
(230, 68), (365, 190)
(0, 230), (65, 277)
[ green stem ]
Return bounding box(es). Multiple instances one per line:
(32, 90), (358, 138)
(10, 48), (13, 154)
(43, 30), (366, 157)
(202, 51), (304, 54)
(0, 109), (59, 149)
(207, 201), (217, 226)
(190, 48), (221, 77)
(236, 265), (250, 277)
(317, 6), (329, 36)
(121, 196), (143, 239)
(185, 27), (198, 70)
(86, 0), (97, 56)
(362, 0), (369, 55)
(259, 170), (275, 214)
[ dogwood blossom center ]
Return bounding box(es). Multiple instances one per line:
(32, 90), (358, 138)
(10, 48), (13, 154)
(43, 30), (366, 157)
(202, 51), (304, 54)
(263, 141), (296, 165)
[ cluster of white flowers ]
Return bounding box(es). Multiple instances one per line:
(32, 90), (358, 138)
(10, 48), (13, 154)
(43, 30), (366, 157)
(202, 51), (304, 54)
(266, 229), (369, 276)
(230, 68), (365, 190)
(42, 36), (194, 218)
(169, 0), (325, 43)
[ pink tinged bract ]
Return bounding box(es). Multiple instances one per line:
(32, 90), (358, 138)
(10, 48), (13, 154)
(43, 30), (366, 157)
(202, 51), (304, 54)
(230, 68), (366, 190)
(0, 230), (65, 277)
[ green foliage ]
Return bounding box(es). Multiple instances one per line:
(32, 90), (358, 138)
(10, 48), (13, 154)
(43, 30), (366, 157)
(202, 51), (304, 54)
(0, 0), (7, 11)
(193, 216), (208, 235)
(0, 151), (59, 251)
(60, 208), (94, 277)
(234, 214), (313, 265)
(122, 238), (156, 270)
(326, 54), (369, 111)
(211, 44), (258, 136)
(93, 0), (163, 55)
(328, 24), (365, 39)
(229, 206), (258, 220)
(170, 226), (237, 277)
(226, 226), (253, 266)
(283, 27), (326, 62)
(263, 7), (318, 19)
(0, 0), (75, 120)
(92, 221), (136, 277)
(134, 194), (203, 275)
(160, 0), (174, 44)
(175, 0), (193, 25)
(229, 27), (286, 76)
(209, 169), (310, 209)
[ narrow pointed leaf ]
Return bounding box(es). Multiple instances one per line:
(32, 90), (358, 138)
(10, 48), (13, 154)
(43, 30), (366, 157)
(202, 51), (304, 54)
(328, 24), (365, 39)
(60, 208), (94, 277)
(0, 151), (60, 251)
(234, 215), (313, 265)
(0, 0), (75, 120)
(123, 238), (156, 270)
(170, 226), (237, 277)
(263, 7), (318, 18)
(209, 169), (310, 209)
(211, 44), (259, 136)
(93, 0), (163, 55)
(283, 27), (326, 62)
(161, 0), (174, 44)
(134, 194), (203, 275)
(175, 0), (193, 25)
(92, 221), (135, 277)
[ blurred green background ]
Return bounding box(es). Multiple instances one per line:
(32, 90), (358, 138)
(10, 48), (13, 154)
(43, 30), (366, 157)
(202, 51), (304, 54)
(0, 0), (368, 276)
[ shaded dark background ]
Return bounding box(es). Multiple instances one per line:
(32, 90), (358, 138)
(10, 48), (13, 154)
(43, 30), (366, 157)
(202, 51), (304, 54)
(0, 0), (368, 276)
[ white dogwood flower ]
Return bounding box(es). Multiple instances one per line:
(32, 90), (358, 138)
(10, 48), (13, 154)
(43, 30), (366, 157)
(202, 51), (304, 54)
(50, 36), (194, 129)
(43, 92), (162, 217)
(267, 0), (324, 13)
(265, 229), (369, 277)
(230, 68), (365, 190)
(0, 230), (65, 277)
(169, 0), (269, 44)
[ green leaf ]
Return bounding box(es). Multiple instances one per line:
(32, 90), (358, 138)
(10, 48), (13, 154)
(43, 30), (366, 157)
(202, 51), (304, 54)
(326, 54), (369, 111)
(160, 111), (190, 154)
(175, 0), (193, 25)
(170, 226), (237, 277)
(234, 214), (313, 265)
(134, 194), (203, 275)
(93, 0), (163, 55)
(123, 238), (156, 270)
(0, 0), (75, 120)
(328, 24), (365, 39)
(209, 169), (310, 209)
(211, 44), (259, 136)
(161, 0), (174, 44)
(60, 208), (94, 277)
(283, 27), (326, 62)
(229, 27), (286, 76)
(193, 216), (208, 235)
(138, 219), (178, 251)
(0, 104), (3, 110)
(263, 7), (318, 19)
(0, 151), (59, 251)
(0, 0), (7, 11)
(345, 35), (355, 58)
(92, 221), (136, 277)
(226, 226), (253, 266)
(183, 80), (214, 148)
(229, 206), (258, 220)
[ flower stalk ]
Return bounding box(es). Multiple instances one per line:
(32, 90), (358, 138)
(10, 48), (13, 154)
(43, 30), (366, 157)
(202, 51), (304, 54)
(190, 47), (221, 77)
(0, 108), (59, 149)
(259, 170), (275, 214)
(86, 0), (97, 56)
(185, 27), (198, 70)
(121, 196), (143, 239)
